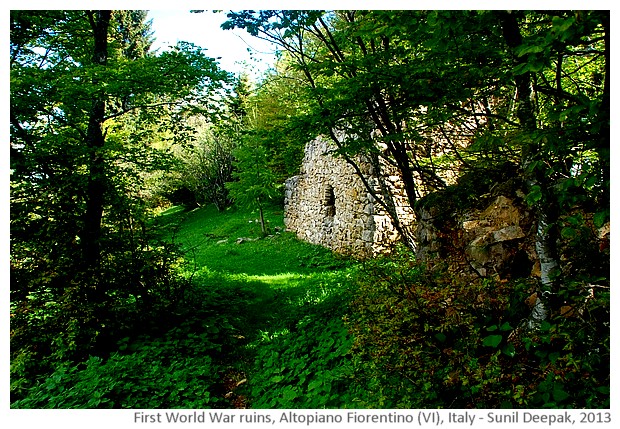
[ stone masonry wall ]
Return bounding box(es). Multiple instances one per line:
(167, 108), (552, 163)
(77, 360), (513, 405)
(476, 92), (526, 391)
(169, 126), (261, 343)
(284, 136), (412, 257)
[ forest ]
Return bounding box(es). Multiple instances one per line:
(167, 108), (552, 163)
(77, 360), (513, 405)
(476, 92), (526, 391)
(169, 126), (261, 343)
(10, 10), (609, 409)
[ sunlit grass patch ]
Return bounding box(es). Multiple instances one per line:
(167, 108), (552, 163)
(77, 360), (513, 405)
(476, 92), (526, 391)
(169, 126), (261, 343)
(154, 204), (350, 276)
(158, 205), (185, 216)
(245, 273), (303, 287)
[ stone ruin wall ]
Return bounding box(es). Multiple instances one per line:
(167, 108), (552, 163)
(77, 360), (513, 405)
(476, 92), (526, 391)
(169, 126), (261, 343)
(283, 129), (610, 281)
(283, 104), (492, 258)
(284, 136), (415, 257)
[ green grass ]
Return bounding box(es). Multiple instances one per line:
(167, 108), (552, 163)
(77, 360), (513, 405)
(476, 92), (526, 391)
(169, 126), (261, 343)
(13, 203), (360, 409)
(155, 204), (348, 276)
(153, 204), (359, 407)
(153, 203), (355, 335)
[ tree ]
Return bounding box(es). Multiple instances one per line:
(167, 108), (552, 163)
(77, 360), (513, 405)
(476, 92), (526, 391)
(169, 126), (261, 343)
(223, 10), (511, 248)
(172, 123), (237, 210)
(493, 11), (609, 325)
(160, 74), (255, 211)
(249, 58), (314, 182)
(10, 10), (230, 364)
(226, 132), (280, 236)
(11, 9), (229, 262)
(225, 10), (609, 321)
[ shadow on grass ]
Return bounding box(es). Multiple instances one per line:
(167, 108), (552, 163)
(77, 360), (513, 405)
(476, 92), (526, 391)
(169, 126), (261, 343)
(151, 204), (358, 406)
(184, 267), (354, 346)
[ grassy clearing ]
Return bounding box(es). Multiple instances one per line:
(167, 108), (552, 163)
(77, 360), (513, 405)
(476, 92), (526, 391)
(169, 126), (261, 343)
(154, 204), (358, 407)
(153, 203), (355, 340)
(155, 204), (346, 276)
(13, 203), (358, 409)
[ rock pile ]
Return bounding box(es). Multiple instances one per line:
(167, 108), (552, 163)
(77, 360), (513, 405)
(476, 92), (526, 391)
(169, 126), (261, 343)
(461, 195), (533, 278)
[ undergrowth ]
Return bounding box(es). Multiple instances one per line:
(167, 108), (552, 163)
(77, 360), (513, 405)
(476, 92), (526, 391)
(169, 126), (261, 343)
(12, 205), (609, 409)
(345, 249), (610, 408)
(11, 204), (356, 409)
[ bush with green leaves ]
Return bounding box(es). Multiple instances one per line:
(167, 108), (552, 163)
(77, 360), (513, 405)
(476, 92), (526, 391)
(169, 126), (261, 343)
(248, 315), (355, 408)
(345, 249), (610, 408)
(11, 314), (237, 409)
(240, 267), (359, 409)
(10, 237), (190, 403)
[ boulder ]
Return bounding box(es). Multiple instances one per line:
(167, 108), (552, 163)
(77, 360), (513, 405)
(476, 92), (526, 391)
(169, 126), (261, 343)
(463, 196), (531, 278)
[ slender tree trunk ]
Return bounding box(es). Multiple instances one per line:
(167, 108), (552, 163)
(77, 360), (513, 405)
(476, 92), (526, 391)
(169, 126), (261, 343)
(497, 11), (561, 328)
(257, 198), (267, 236)
(82, 10), (111, 268)
(598, 11), (610, 208)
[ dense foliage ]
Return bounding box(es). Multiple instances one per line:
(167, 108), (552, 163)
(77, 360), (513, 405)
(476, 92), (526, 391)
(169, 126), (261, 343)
(12, 205), (609, 409)
(11, 9), (608, 410)
(12, 204), (357, 408)
(347, 250), (609, 408)
(225, 10), (609, 286)
(10, 10), (229, 400)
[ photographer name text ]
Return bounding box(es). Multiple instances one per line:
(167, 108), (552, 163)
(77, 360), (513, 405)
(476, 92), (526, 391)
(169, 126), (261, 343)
(133, 410), (611, 426)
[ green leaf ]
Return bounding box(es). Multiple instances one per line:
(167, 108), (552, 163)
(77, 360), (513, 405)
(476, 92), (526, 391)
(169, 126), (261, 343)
(502, 343), (516, 357)
(270, 375), (283, 383)
(564, 214), (583, 226)
(427, 11), (439, 27)
(482, 334), (503, 348)
(584, 175), (598, 189)
(308, 379), (323, 391)
(525, 185), (542, 206)
(594, 211), (609, 229)
(597, 386), (610, 395)
(512, 62), (531, 75)
(516, 43), (545, 57)
(561, 226), (577, 239)
(499, 322), (512, 331)
(552, 16), (576, 34)
(282, 386), (299, 401)
(552, 385), (569, 403)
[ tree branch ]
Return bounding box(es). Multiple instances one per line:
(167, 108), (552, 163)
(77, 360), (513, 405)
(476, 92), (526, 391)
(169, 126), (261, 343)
(103, 101), (185, 121)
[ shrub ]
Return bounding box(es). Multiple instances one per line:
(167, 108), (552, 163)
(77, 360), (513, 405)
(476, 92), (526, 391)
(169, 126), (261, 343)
(345, 249), (610, 408)
(10, 238), (190, 404)
(248, 316), (355, 408)
(11, 315), (236, 409)
(245, 270), (358, 409)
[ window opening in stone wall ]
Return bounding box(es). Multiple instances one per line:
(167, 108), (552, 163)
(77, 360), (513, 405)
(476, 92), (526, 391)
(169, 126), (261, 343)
(323, 184), (336, 218)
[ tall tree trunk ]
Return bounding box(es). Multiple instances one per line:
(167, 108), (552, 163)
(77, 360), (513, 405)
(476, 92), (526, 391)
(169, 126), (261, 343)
(497, 11), (561, 328)
(598, 11), (610, 209)
(82, 10), (111, 268)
